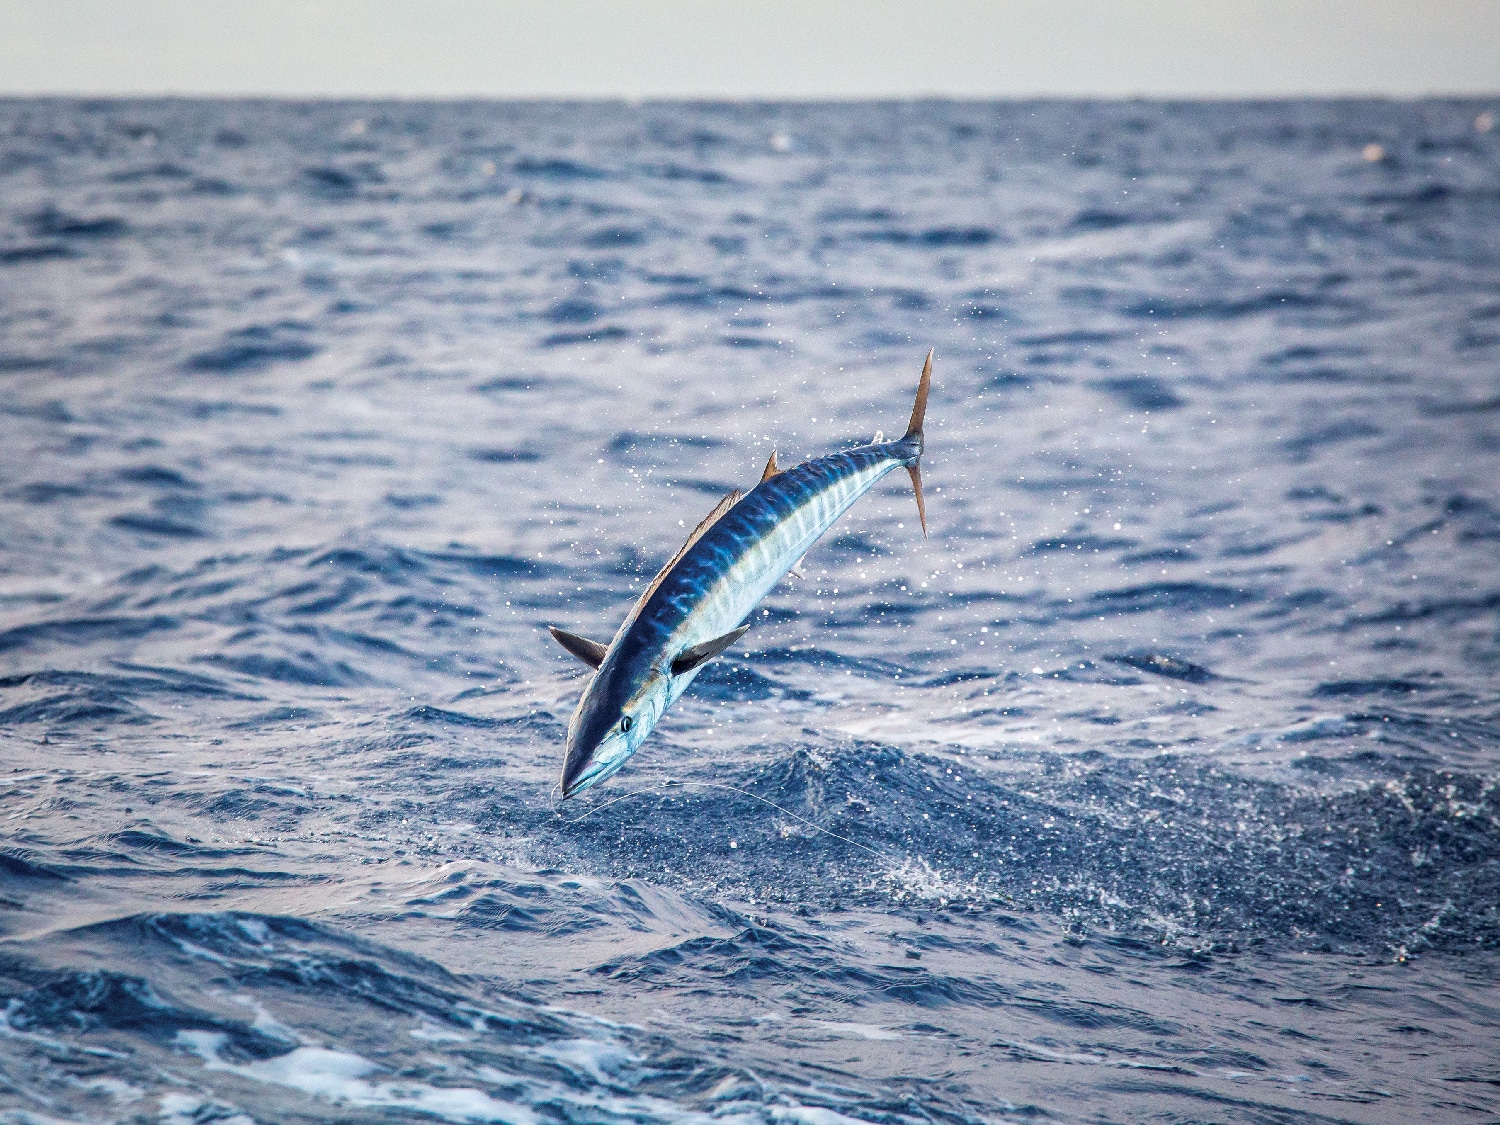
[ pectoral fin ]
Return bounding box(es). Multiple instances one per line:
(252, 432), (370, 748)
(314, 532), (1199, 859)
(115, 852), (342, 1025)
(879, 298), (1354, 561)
(549, 626), (608, 669)
(670, 625), (751, 676)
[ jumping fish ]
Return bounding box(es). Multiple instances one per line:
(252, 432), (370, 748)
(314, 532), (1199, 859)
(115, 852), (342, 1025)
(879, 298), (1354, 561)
(549, 352), (932, 798)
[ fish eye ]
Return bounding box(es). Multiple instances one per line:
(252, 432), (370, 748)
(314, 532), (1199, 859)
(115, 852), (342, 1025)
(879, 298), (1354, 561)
(620, 716), (633, 732)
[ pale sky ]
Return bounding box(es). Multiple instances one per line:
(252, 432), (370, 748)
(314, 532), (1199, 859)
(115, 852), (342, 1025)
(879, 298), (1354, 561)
(1, 0), (1496, 98)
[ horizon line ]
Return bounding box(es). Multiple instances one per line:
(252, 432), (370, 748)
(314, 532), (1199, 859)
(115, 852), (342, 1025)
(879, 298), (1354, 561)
(3, 90), (1497, 103)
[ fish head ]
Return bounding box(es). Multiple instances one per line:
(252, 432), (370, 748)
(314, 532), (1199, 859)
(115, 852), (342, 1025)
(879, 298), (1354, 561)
(560, 657), (667, 798)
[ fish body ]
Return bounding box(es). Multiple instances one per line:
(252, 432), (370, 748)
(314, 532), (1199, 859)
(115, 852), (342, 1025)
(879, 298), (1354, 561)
(551, 353), (932, 797)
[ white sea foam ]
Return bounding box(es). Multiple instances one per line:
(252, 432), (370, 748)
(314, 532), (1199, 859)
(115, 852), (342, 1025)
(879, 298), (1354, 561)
(157, 1092), (257, 1125)
(770, 1105), (881, 1125)
(804, 1020), (901, 1041)
(177, 1031), (537, 1125)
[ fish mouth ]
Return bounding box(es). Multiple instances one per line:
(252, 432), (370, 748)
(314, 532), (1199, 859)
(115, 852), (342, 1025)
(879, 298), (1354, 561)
(559, 754), (589, 800)
(559, 760), (609, 800)
(560, 733), (629, 799)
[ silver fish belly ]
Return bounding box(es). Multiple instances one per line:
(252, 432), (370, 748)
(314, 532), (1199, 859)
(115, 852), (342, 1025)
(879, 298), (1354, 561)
(549, 352), (932, 797)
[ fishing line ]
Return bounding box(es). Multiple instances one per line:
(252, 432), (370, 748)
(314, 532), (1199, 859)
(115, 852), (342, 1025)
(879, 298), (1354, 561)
(550, 778), (678, 821)
(555, 777), (893, 865)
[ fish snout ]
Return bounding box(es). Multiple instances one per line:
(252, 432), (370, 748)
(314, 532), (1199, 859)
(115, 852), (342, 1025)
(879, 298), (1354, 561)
(560, 728), (597, 799)
(560, 708), (633, 798)
(560, 733), (626, 798)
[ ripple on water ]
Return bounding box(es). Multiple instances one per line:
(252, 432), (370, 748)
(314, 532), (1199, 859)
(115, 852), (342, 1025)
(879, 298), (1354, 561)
(1, 97), (1497, 1122)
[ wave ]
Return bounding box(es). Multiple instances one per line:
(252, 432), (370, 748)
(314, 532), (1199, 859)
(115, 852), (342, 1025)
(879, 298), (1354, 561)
(553, 742), (1500, 953)
(187, 322), (319, 374)
(3, 95), (1499, 1120)
(0, 910), (973, 1124)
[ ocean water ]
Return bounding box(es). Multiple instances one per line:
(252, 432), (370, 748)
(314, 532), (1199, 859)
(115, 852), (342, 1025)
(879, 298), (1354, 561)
(1, 97), (1498, 1123)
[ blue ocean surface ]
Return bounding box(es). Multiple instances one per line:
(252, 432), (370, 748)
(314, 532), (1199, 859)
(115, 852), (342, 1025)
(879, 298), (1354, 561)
(1, 97), (1498, 1123)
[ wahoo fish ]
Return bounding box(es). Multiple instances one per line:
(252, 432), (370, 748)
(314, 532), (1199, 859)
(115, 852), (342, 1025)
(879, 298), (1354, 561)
(549, 352), (933, 798)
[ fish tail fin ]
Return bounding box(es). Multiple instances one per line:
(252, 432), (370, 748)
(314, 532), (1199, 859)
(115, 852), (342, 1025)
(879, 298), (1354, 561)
(900, 350), (931, 537)
(903, 349), (932, 447)
(906, 462), (927, 537)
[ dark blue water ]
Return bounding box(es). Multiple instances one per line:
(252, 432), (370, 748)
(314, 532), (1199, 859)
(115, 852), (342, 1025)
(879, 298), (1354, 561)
(2, 97), (1499, 1123)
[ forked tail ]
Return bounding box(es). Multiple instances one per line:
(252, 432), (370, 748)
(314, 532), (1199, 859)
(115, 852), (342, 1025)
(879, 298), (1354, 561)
(901, 350), (932, 536)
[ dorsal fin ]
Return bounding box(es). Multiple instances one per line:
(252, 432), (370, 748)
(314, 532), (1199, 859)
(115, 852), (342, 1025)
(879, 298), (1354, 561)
(627, 489), (743, 622)
(759, 450), (781, 483)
